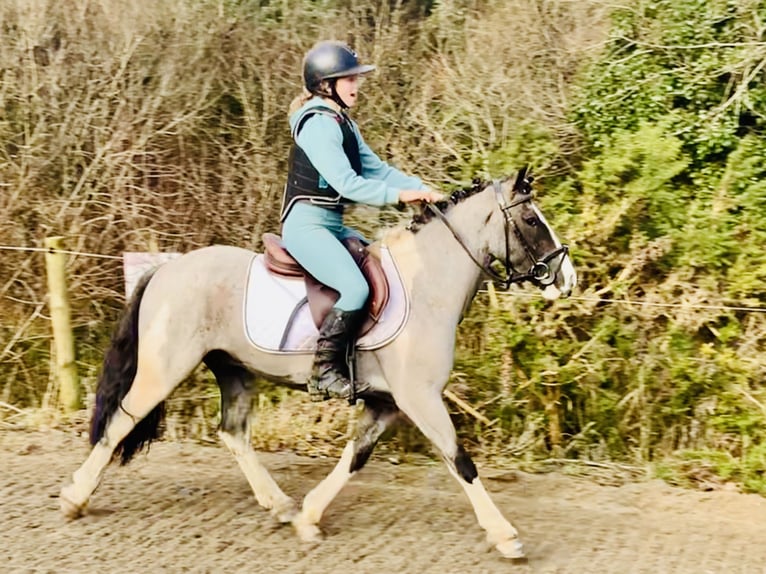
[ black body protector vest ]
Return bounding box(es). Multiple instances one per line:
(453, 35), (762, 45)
(280, 107), (362, 221)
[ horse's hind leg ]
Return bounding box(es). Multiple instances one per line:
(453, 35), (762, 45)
(60, 406), (136, 518)
(205, 351), (297, 523)
(394, 387), (525, 560)
(292, 395), (399, 542)
(60, 349), (196, 518)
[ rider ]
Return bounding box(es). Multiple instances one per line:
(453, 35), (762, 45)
(280, 40), (443, 402)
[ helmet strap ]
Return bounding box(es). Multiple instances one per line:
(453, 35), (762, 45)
(309, 80), (349, 110)
(311, 79), (347, 108)
(329, 80), (349, 110)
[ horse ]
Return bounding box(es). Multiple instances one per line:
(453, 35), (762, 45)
(59, 168), (576, 560)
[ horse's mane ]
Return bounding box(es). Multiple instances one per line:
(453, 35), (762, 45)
(406, 178), (489, 233)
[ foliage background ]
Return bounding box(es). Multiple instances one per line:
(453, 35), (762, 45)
(1, 0), (765, 491)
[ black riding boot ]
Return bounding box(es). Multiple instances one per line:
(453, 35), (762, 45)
(308, 308), (365, 402)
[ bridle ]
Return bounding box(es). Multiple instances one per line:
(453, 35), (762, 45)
(426, 177), (569, 291)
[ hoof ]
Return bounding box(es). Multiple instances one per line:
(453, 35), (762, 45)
(271, 500), (298, 524)
(293, 519), (323, 544)
(59, 490), (86, 519)
(496, 537), (526, 560)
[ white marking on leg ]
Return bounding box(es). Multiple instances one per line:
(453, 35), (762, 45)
(59, 409), (135, 517)
(292, 439), (357, 542)
(60, 356), (181, 518)
(396, 389), (525, 558)
(218, 430), (296, 522)
(446, 466), (525, 558)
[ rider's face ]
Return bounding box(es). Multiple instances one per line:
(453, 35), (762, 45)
(335, 75), (364, 108)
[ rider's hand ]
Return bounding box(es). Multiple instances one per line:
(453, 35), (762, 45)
(398, 189), (446, 204)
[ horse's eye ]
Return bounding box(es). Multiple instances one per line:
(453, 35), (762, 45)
(523, 216), (539, 227)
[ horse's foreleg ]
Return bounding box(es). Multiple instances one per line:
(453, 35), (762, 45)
(395, 389), (525, 559)
(292, 396), (398, 542)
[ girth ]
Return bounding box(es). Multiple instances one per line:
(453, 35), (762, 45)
(261, 233), (389, 337)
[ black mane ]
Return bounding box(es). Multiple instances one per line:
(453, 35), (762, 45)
(407, 178), (489, 233)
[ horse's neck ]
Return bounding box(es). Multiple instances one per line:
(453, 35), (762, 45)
(384, 196), (491, 328)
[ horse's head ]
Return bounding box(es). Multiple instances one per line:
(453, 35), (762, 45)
(483, 166), (577, 299)
(409, 168), (576, 300)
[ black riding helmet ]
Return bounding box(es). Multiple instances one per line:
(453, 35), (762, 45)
(303, 41), (375, 106)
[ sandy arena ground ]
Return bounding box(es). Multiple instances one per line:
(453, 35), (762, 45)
(3, 428), (766, 574)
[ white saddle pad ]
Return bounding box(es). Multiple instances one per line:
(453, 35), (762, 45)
(243, 245), (409, 353)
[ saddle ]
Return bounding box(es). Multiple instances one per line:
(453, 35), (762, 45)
(261, 233), (389, 337)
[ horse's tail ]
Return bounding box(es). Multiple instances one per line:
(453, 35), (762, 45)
(89, 269), (165, 465)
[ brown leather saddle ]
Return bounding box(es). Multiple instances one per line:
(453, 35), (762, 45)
(261, 233), (389, 337)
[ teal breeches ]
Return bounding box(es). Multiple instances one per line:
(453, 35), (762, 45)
(281, 202), (369, 311)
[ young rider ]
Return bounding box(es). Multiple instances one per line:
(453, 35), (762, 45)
(280, 40), (443, 402)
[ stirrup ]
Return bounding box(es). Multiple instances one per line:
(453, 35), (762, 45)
(307, 371), (369, 404)
(307, 375), (355, 403)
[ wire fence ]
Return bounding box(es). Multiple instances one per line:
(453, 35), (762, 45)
(0, 245), (123, 260)
(491, 290), (766, 314)
(3, 243), (766, 314)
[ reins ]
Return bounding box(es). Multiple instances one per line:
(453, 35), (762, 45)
(425, 197), (511, 286)
(426, 179), (569, 290)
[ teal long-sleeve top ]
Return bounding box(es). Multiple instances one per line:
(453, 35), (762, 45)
(289, 97), (426, 206)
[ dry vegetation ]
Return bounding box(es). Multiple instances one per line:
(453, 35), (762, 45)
(0, 0), (605, 403)
(1, 0), (765, 491)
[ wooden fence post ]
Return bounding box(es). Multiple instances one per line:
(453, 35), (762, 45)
(44, 236), (81, 412)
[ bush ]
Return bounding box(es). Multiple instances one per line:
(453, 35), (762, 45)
(1, 0), (765, 493)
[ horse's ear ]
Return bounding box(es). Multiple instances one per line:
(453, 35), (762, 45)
(513, 165), (533, 194)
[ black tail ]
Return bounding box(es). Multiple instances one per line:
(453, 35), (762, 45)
(89, 270), (166, 465)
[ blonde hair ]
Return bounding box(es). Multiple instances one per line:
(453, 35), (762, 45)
(288, 80), (337, 116)
(288, 88), (313, 115)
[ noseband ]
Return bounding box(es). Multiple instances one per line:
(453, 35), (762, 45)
(426, 180), (569, 290)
